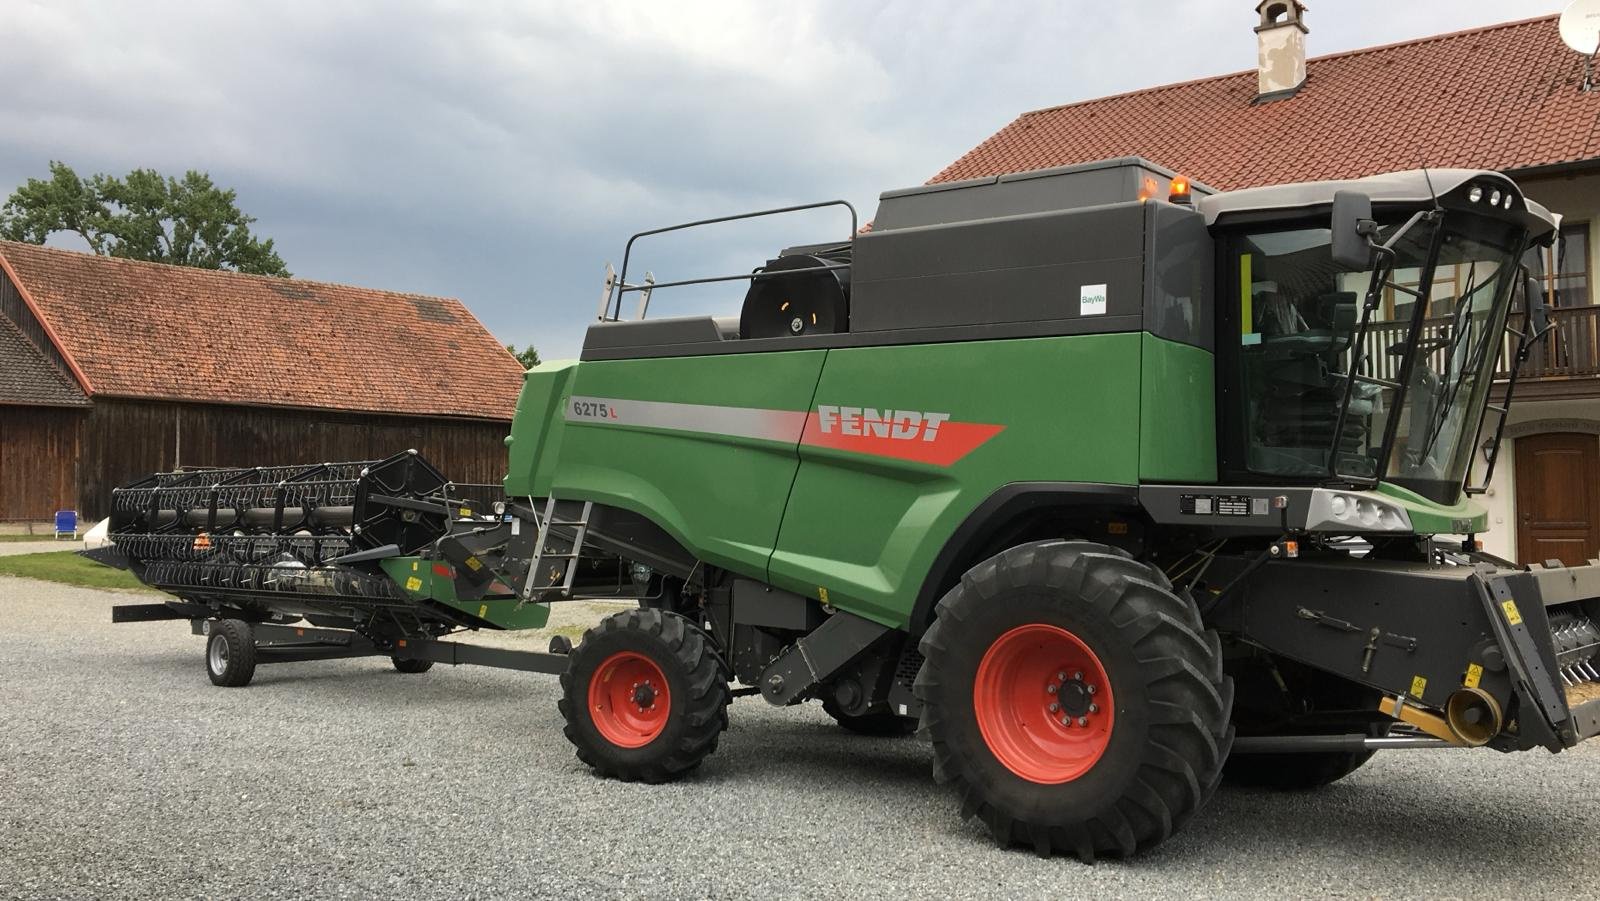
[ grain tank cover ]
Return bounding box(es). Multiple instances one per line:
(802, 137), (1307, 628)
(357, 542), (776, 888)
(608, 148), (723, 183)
(870, 157), (1213, 231)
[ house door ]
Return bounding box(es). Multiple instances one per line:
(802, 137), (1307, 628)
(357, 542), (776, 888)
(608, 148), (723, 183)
(1515, 432), (1600, 566)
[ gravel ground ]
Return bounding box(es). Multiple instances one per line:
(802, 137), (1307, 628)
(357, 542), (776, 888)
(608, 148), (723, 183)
(4, 576), (1600, 900)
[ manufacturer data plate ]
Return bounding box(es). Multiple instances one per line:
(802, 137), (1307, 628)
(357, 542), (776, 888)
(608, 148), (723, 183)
(1180, 494), (1270, 517)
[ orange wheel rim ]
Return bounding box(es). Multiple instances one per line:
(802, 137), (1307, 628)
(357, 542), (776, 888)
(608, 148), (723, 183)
(973, 623), (1114, 784)
(588, 651), (671, 748)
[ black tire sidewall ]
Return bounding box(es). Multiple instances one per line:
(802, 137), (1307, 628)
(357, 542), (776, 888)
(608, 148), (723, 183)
(932, 582), (1151, 825)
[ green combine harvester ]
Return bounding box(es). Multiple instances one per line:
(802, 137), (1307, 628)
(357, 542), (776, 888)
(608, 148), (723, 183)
(101, 158), (1600, 860)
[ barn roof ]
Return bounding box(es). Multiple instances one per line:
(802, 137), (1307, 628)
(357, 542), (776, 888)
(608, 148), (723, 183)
(0, 241), (523, 421)
(0, 315), (89, 408)
(933, 15), (1600, 191)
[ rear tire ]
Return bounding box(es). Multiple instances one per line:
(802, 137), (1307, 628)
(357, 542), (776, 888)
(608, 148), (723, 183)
(206, 619), (257, 687)
(391, 656), (434, 674)
(821, 699), (917, 737)
(1223, 749), (1375, 789)
(916, 540), (1233, 861)
(559, 608), (730, 783)
(1224, 653), (1383, 790)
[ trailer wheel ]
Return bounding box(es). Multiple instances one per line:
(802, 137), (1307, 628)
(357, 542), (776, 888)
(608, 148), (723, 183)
(206, 619), (257, 687)
(916, 540), (1233, 862)
(391, 657), (435, 674)
(821, 699), (917, 736)
(559, 608), (730, 783)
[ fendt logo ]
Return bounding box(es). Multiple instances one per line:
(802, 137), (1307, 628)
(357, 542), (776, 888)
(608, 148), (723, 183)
(814, 405), (949, 442)
(805, 404), (1004, 466)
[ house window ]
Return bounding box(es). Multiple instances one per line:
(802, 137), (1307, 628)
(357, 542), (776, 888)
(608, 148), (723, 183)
(1542, 221), (1590, 307)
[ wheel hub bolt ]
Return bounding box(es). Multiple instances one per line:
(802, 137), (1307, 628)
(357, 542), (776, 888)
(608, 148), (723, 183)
(1048, 702), (1060, 713)
(1046, 683), (1058, 694)
(1072, 671), (1084, 681)
(1088, 703), (1099, 714)
(1077, 716), (1089, 726)
(1060, 715), (1073, 726)
(1086, 684), (1097, 695)
(1056, 671), (1068, 681)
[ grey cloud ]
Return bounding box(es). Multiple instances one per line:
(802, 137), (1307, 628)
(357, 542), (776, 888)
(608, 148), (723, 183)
(0, 0), (1558, 359)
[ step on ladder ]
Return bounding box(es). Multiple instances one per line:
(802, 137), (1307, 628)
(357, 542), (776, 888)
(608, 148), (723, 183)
(517, 497), (593, 608)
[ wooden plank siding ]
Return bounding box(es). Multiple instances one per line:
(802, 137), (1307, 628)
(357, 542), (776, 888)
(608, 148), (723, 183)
(0, 406), (84, 521)
(76, 400), (512, 520)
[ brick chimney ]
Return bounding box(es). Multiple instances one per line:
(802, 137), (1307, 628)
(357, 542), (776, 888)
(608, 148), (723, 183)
(1255, 1), (1308, 101)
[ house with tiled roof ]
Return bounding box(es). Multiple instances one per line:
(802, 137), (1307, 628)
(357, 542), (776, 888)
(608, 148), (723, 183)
(932, 3), (1600, 564)
(0, 240), (525, 522)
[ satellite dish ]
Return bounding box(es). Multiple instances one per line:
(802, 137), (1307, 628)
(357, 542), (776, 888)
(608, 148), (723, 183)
(1561, 0), (1600, 55)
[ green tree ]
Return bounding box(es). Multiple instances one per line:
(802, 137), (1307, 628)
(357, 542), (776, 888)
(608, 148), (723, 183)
(506, 344), (541, 369)
(0, 161), (290, 276)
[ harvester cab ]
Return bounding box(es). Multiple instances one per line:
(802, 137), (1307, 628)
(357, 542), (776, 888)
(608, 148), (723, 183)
(99, 157), (1600, 862)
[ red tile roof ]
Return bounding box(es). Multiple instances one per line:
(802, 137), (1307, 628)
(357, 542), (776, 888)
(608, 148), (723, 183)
(933, 15), (1600, 191)
(0, 241), (523, 421)
(0, 315), (89, 408)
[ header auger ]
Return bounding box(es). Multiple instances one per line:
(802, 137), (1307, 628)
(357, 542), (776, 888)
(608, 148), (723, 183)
(98, 157), (1600, 861)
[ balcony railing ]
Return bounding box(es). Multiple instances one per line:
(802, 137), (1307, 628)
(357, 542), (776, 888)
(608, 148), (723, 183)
(1358, 304), (1600, 385)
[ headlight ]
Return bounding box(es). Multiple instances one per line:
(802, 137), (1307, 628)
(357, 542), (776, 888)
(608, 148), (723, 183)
(1503, 193), (1514, 210)
(1489, 189), (1502, 207)
(1468, 185), (1484, 203)
(1306, 488), (1414, 533)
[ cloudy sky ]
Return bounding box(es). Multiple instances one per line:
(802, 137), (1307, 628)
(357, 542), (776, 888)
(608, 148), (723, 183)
(1, 1), (1562, 359)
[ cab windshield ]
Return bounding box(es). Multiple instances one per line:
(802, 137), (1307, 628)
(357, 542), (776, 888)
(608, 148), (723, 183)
(1232, 213), (1523, 503)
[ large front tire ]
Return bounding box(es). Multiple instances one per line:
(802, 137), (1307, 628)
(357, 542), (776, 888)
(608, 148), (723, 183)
(915, 540), (1233, 861)
(559, 608), (730, 783)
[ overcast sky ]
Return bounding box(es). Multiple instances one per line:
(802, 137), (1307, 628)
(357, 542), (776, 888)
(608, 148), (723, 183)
(1, 1), (1563, 359)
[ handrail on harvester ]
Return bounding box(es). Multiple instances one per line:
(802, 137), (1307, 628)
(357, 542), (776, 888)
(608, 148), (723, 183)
(602, 199), (858, 322)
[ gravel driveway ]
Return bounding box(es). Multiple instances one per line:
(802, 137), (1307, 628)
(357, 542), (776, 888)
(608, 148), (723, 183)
(4, 575), (1600, 900)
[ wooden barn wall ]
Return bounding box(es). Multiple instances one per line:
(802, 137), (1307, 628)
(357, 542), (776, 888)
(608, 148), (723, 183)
(79, 400), (511, 520)
(0, 406), (83, 521)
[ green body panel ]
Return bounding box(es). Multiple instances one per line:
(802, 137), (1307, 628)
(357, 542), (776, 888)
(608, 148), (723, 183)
(1138, 334), (1217, 482)
(1375, 481), (1488, 535)
(545, 350), (827, 577)
(504, 361), (579, 498)
(760, 334), (1140, 626)
(381, 557), (550, 629)
(500, 329), (1485, 632)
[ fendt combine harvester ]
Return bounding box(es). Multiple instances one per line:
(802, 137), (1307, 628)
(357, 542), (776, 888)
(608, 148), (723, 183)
(100, 158), (1600, 860)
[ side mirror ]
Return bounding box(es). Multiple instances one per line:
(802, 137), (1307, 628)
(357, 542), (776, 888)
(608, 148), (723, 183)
(1331, 191), (1375, 271)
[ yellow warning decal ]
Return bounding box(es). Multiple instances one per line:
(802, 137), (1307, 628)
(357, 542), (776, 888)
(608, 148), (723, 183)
(817, 587), (830, 603)
(459, 507), (473, 517)
(1501, 599), (1523, 626)
(465, 556), (483, 571)
(405, 576), (423, 592)
(479, 604), (489, 617)
(1464, 663), (1484, 689)
(411, 561), (419, 572)
(1409, 675), (1428, 698)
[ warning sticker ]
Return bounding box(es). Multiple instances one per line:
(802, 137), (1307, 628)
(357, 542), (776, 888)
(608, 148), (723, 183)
(1464, 663), (1484, 689)
(1501, 600), (1523, 626)
(405, 576), (423, 592)
(1409, 675), (1428, 698)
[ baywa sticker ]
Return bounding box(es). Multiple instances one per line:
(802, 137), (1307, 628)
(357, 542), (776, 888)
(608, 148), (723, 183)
(1080, 284), (1108, 316)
